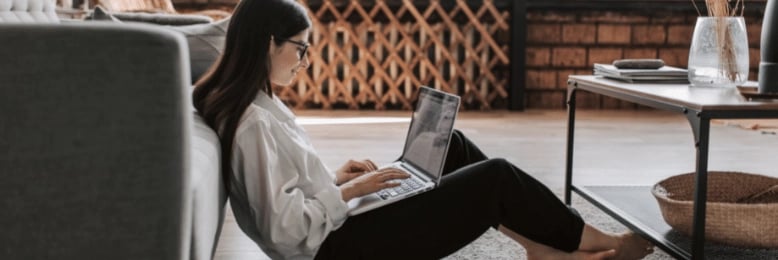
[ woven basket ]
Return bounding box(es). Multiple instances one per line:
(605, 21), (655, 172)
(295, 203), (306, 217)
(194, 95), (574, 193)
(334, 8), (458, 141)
(652, 171), (778, 248)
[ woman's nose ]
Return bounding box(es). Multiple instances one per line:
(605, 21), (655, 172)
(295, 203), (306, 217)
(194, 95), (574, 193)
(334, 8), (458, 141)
(300, 54), (310, 69)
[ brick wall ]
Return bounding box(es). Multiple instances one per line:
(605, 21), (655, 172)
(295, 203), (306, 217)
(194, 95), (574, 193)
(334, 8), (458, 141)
(525, 9), (764, 109)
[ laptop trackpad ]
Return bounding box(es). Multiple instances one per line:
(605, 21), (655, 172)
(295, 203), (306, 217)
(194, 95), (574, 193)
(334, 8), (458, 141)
(347, 193), (384, 216)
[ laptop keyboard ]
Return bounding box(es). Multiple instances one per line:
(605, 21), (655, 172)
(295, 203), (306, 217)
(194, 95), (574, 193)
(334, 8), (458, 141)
(376, 177), (424, 199)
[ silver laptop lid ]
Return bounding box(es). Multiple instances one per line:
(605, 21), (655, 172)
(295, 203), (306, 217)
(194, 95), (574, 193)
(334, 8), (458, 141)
(400, 86), (461, 183)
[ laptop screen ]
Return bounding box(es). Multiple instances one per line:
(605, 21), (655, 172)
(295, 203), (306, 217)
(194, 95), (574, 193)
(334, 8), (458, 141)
(401, 87), (460, 180)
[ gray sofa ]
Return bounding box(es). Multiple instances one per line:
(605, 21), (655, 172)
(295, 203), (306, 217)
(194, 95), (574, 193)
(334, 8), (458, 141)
(0, 2), (227, 259)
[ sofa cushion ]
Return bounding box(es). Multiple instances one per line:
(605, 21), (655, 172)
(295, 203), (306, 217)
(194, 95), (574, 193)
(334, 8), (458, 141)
(191, 112), (227, 260)
(90, 5), (121, 22)
(112, 12), (213, 25)
(88, 6), (229, 84)
(0, 0), (59, 23)
(168, 19), (229, 84)
(87, 5), (212, 25)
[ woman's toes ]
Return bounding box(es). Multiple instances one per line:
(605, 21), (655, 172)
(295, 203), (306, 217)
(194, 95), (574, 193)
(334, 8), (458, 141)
(614, 233), (654, 260)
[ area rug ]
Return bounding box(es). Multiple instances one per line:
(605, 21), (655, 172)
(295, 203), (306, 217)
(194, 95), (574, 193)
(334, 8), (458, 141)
(445, 194), (778, 259)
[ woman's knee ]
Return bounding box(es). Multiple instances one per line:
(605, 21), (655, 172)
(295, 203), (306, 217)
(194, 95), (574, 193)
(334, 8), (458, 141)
(482, 158), (531, 180)
(452, 129), (463, 138)
(485, 157), (510, 168)
(450, 129), (465, 146)
(448, 158), (522, 184)
(482, 158), (513, 175)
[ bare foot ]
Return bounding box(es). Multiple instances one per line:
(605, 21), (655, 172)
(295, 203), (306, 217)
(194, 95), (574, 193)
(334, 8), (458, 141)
(612, 232), (654, 260)
(527, 248), (616, 260)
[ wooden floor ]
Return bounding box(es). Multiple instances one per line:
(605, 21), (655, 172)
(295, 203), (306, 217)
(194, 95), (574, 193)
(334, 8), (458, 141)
(213, 109), (778, 260)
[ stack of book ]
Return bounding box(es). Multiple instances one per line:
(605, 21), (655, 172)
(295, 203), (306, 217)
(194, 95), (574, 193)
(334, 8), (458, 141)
(593, 63), (689, 84)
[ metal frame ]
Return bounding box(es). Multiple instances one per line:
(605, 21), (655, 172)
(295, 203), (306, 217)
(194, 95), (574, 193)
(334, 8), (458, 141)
(509, 0), (527, 111)
(564, 77), (778, 260)
(574, 186), (692, 259)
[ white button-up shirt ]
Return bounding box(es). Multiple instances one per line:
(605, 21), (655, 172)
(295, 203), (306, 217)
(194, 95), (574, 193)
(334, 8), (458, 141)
(228, 92), (348, 260)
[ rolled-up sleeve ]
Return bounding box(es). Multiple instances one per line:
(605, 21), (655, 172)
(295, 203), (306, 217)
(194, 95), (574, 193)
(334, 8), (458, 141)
(231, 112), (348, 258)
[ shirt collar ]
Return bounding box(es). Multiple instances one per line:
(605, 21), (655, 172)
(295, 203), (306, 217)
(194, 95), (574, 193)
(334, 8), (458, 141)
(253, 91), (295, 121)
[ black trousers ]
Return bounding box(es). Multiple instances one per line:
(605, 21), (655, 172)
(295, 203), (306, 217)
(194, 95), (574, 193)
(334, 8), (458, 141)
(315, 130), (584, 259)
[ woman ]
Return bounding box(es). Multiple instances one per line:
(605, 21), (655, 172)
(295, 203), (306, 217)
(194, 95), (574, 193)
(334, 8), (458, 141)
(193, 0), (654, 259)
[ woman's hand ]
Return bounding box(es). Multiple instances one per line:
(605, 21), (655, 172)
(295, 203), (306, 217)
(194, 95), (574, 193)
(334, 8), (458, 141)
(339, 168), (410, 202)
(335, 159), (378, 185)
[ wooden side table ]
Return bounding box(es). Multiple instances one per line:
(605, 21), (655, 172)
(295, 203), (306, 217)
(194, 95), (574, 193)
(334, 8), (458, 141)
(564, 75), (778, 259)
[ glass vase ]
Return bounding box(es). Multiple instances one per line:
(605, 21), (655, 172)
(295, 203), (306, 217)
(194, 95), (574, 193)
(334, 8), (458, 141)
(687, 17), (749, 88)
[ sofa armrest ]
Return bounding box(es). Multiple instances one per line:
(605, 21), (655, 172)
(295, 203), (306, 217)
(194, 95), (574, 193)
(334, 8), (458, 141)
(0, 23), (192, 259)
(190, 112), (228, 259)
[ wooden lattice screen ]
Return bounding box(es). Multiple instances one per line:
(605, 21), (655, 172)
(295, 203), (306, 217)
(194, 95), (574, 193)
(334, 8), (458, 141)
(277, 0), (512, 110)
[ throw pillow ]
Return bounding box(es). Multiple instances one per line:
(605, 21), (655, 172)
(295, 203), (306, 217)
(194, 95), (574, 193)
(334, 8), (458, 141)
(167, 18), (229, 83)
(89, 5), (122, 22)
(112, 12), (213, 26)
(88, 6), (229, 84)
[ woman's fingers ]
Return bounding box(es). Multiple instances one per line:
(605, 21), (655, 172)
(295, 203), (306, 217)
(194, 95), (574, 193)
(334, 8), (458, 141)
(363, 159), (378, 172)
(388, 172), (411, 181)
(381, 181), (402, 188)
(375, 169), (410, 181)
(347, 167), (411, 195)
(347, 159), (377, 173)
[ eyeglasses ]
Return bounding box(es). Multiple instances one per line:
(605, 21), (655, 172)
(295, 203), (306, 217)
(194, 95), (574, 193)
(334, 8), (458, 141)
(283, 39), (309, 60)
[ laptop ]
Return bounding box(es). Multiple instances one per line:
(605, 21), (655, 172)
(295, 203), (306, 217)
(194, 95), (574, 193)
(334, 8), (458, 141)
(347, 86), (461, 216)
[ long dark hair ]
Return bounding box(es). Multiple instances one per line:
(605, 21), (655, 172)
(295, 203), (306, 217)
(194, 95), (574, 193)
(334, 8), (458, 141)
(192, 0), (311, 185)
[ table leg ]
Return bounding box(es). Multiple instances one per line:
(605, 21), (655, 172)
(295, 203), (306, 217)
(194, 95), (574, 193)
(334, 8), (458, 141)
(685, 111), (710, 260)
(564, 84), (577, 205)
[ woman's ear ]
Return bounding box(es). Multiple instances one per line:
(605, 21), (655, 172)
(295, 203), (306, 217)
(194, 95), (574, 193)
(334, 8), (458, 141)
(268, 35), (277, 53)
